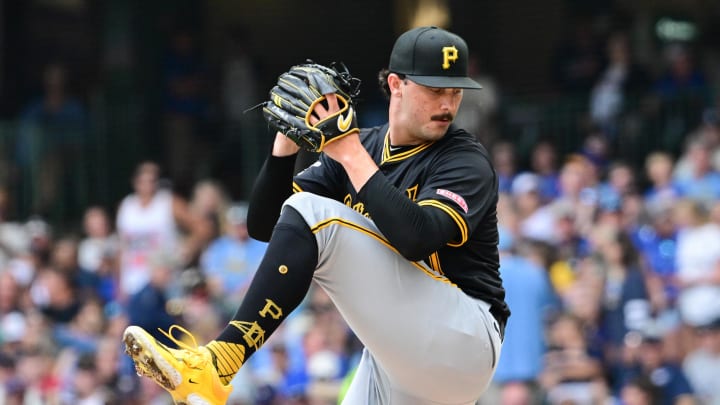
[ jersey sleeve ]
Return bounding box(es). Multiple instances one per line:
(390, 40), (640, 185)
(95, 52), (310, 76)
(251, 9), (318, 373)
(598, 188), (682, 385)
(292, 153), (347, 200)
(415, 144), (497, 246)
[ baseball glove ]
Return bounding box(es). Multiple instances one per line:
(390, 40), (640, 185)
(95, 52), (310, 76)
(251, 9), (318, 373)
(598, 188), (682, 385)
(262, 62), (361, 152)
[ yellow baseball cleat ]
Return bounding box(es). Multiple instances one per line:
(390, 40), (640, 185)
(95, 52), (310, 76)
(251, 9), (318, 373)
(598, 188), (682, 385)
(123, 324), (232, 405)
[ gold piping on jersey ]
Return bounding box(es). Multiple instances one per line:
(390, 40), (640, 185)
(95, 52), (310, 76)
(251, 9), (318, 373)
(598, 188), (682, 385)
(292, 182), (303, 193)
(381, 130), (435, 164)
(428, 252), (444, 275)
(310, 217), (456, 286)
(418, 200), (469, 246)
(405, 184), (419, 201)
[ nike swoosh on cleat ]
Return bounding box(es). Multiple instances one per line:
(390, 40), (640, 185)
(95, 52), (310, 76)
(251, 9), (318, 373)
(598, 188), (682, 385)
(188, 378), (200, 384)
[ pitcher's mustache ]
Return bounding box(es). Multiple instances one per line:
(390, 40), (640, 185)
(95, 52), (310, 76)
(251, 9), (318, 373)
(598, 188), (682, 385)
(431, 113), (454, 121)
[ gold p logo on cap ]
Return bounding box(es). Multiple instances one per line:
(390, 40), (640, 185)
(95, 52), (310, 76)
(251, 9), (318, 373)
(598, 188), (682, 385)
(442, 46), (459, 69)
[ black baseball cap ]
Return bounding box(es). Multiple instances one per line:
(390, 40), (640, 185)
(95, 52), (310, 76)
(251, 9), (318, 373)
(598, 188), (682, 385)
(389, 26), (481, 89)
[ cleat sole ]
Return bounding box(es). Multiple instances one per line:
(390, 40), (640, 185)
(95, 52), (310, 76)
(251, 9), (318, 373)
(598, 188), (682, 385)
(123, 326), (181, 391)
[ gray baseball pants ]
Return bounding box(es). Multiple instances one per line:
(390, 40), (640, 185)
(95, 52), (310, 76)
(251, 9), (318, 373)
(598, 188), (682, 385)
(284, 192), (503, 405)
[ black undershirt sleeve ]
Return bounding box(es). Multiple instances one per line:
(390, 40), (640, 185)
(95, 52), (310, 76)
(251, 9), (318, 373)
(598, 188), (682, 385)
(247, 154), (298, 242)
(357, 171), (458, 261)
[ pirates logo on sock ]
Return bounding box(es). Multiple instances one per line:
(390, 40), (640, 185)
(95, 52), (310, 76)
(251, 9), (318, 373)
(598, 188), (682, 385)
(259, 298), (283, 320)
(229, 321), (266, 351)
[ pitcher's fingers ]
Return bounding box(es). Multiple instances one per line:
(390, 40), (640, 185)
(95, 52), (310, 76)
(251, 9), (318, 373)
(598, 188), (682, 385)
(313, 99), (328, 118)
(325, 93), (340, 113)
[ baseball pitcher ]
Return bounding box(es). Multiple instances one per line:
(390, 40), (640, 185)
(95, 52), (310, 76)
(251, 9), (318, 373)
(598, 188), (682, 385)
(124, 26), (509, 405)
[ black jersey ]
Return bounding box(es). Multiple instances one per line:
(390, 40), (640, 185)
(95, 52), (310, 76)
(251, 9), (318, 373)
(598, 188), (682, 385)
(293, 123), (508, 321)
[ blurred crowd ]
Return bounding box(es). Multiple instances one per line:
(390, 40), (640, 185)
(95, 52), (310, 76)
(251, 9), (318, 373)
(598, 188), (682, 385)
(0, 158), (363, 404)
(474, 24), (720, 405)
(1, 7), (720, 405)
(481, 112), (720, 405)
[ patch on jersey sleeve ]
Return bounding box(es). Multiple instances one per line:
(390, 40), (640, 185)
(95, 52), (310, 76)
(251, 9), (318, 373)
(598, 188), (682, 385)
(436, 188), (468, 213)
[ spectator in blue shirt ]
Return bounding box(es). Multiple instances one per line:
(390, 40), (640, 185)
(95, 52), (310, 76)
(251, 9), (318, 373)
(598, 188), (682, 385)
(675, 136), (720, 206)
(529, 139), (561, 203)
(644, 152), (681, 213)
(15, 62), (88, 219)
(125, 253), (179, 347)
(582, 225), (651, 391)
(492, 227), (559, 402)
(653, 45), (708, 101)
(491, 141), (517, 195)
(200, 203), (267, 318)
(621, 326), (695, 405)
(632, 205), (678, 306)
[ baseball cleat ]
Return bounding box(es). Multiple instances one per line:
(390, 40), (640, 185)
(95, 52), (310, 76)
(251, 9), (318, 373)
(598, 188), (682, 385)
(123, 324), (232, 405)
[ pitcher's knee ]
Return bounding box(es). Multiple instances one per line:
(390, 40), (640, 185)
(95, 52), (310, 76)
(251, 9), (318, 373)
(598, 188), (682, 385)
(284, 192), (364, 227)
(284, 192), (315, 211)
(283, 192), (322, 222)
